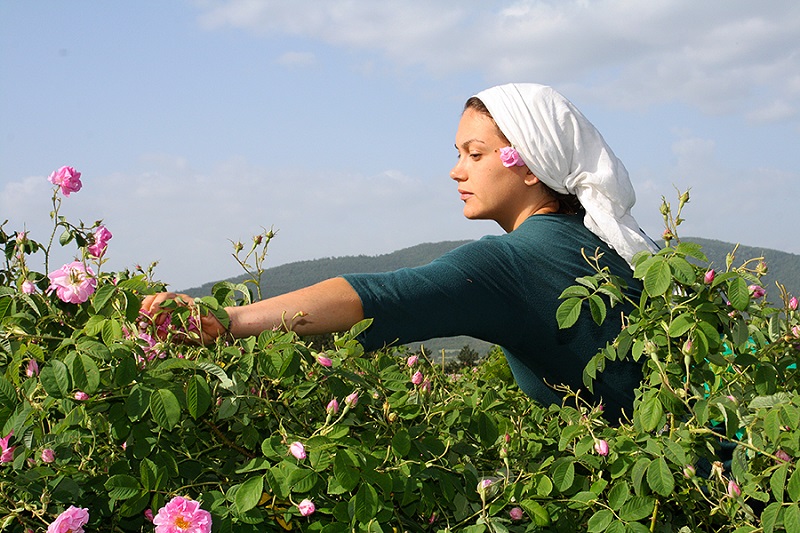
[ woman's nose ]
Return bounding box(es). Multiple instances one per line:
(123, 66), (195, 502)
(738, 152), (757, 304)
(450, 162), (464, 181)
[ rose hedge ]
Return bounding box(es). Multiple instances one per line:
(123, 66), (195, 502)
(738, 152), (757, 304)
(0, 175), (799, 532)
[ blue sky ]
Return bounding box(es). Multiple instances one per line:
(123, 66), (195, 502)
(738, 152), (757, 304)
(2, 1), (799, 289)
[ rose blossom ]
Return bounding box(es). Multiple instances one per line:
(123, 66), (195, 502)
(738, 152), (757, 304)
(683, 465), (696, 478)
(790, 297), (798, 311)
(26, 359), (39, 377)
(749, 285), (766, 299)
(345, 392), (359, 408)
(411, 371), (424, 385)
(594, 439), (609, 456)
(87, 225), (112, 258)
(0, 431), (15, 463)
(775, 449), (792, 463)
(46, 505), (89, 533)
(703, 269), (715, 284)
(144, 509), (154, 522)
(47, 261), (97, 304)
(289, 441), (307, 460)
(317, 355), (332, 367)
(21, 280), (36, 294)
(48, 166), (83, 197)
(153, 496), (212, 533)
(326, 398), (339, 415)
(74, 391), (89, 401)
(509, 507), (524, 521)
(727, 479), (741, 497)
(41, 448), (55, 463)
(499, 146), (525, 167)
(298, 499), (315, 517)
(406, 355), (419, 367)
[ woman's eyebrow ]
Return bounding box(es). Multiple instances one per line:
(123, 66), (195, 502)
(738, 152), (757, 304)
(456, 138), (486, 150)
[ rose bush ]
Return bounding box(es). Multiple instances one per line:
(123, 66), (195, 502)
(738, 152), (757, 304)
(0, 173), (799, 532)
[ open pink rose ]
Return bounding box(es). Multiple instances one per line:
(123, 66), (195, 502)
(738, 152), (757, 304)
(87, 225), (112, 258)
(46, 505), (89, 533)
(48, 166), (83, 197)
(153, 496), (212, 533)
(499, 146), (525, 168)
(47, 261), (97, 304)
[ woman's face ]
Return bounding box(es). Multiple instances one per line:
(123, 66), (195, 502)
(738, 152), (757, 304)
(451, 108), (537, 232)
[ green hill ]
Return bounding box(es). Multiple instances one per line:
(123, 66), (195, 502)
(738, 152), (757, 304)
(182, 237), (800, 355)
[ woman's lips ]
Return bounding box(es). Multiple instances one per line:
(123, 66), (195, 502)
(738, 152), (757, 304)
(458, 190), (473, 201)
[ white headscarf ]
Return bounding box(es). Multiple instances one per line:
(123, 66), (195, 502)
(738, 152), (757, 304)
(476, 83), (657, 267)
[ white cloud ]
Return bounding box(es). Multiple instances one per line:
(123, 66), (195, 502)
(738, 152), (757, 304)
(276, 51), (316, 68)
(193, 0), (800, 123)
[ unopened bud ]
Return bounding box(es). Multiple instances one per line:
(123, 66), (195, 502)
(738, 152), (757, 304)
(662, 229), (674, 242)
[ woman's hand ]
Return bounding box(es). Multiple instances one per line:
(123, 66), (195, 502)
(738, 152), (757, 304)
(140, 292), (229, 345)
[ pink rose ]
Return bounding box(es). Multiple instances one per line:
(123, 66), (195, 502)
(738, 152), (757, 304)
(41, 448), (55, 463)
(749, 285), (766, 299)
(87, 225), (112, 258)
(345, 392), (358, 408)
(326, 398), (339, 415)
(317, 355), (333, 367)
(411, 371), (424, 385)
(74, 391), (89, 401)
(298, 499), (315, 517)
(509, 507), (524, 521)
(790, 297), (798, 311)
(775, 449), (792, 463)
(48, 166), (83, 197)
(406, 355), (418, 367)
(46, 505), (89, 533)
(420, 380), (432, 394)
(21, 280), (36, 294)
(144, 509), (154, 522)
(727, 479), (741, 497)
(703, 269), (715, 284)
(499, 146), (525, 168)
(289, 441), (307, 460)
(153, 496), (212, 533)
(47, 261), (97, 304)
(683, 464), (696, 478)
(594, 439), (609, 456)
(0, 431), (15, 463)
(26, 359), (39, 377)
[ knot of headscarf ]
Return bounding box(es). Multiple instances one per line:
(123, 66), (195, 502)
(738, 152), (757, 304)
(475, 83), (657, 267)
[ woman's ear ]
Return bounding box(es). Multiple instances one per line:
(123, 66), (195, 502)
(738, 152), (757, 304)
(523, 169), (540, 186)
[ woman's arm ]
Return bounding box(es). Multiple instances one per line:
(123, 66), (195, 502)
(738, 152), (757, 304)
(140, 277), (364, 342)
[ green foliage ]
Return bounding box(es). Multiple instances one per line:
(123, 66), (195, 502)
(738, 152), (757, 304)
(2, 189), (800, 532)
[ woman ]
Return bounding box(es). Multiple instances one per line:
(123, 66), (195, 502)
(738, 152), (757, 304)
(141, 83), (656, 420)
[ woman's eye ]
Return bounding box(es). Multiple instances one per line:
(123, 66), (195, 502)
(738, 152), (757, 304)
(469, 153), (481, 160)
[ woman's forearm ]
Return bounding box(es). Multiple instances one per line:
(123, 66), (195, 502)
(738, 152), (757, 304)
(226, 277), (364, 338)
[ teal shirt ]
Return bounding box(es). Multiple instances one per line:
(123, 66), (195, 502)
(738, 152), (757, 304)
(343, 213), (643, 419)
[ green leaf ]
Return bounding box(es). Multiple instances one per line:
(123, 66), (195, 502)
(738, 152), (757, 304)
(333, 450), (360, 492)
(348, 318), (373, 340)
(186, 375), (211, 420)
(520, 499), (550, 526)
(761, 502), (780, 533)
(92, 283), (117, 312)
(605, 521), (627, 533)
(667, 313), (694, 338)
(787, 465), (800, 502)
(353, 482), (379, 523)
(149, 388), (181, 431)
(770, 462), (788, 503)
(40, 360), (71, 399)
(643, 259), (672, 297)
(556, 298), (582, 329)
(559, 285), (590, 299)
(391, 428), (411, 458)
(587, 509), (613, 532)
(637, 395), (663, 432)
(661, 438), (687, 467)
(101, 319), (124, 345)
(104, 474), (142, 500)
(0, 377), (18, 409)
(607, 481), (630, 510)
(619, 495), (654, 522)
(70, 353), (100, 395)
(668, 256), (695, 284)
(234, 475), (264, 514)
(646, 457), (674, 497)
(727, 277), (750, 311)
(784, 504), (800, 533)
(551, 459), (575, 493)
(588, 294), (607, 325)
